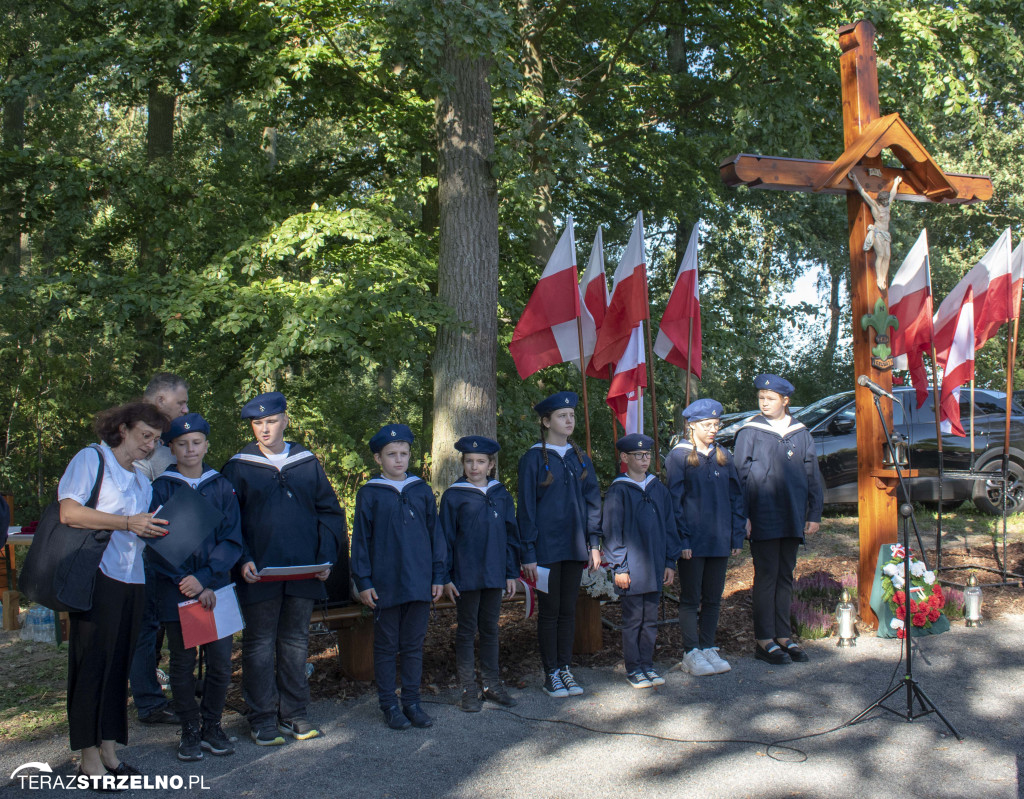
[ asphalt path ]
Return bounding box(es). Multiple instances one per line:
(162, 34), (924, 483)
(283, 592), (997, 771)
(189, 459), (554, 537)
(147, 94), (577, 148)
(3, 615), (1022, 798)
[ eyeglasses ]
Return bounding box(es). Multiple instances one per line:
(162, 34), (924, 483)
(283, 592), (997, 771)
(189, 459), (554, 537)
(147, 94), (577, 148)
(695, 421), (721, 430)
(628, 452), (652, 459)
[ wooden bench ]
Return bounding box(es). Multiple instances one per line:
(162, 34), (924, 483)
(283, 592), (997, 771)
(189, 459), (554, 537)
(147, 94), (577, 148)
(313, 590), (605, 681)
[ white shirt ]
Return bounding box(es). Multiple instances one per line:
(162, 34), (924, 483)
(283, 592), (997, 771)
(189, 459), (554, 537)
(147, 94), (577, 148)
(767, 417), (791, 434)
(261, 443), (291, 469)
(133, 443), (176, 483)
(58, 443), (153, 585)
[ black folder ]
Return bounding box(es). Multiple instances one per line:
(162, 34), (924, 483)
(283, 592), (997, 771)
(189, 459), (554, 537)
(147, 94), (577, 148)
(145, 488), (226, 570)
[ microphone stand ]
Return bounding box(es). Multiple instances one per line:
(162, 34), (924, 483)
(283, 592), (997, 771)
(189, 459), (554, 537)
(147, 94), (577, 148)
(847, 391), (961, 739)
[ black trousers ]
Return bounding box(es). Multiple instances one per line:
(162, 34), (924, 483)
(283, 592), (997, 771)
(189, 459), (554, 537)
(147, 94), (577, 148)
(67, 571), (144, 750)
(620, 592), (660, 673)
(676, 556), (729, 651)
(373, 601), (430, 709)
(454, 588), (502, 688)
(750, 538), (800, 640)
(536, 560), (584, 673)
(163, 622), (234, 726)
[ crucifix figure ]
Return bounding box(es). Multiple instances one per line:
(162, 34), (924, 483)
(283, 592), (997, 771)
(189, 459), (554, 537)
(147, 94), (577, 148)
(720, 20), (992, 626)
(850, 173), (901, 291)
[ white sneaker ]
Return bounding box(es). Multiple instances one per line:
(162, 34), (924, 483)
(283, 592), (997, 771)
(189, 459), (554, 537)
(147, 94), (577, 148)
(701, 647), (731, 674)
(681, 648), (716, 676)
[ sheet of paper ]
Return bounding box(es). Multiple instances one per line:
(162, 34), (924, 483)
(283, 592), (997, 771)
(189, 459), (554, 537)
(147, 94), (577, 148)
(256, 563), (332, 582)
(178, 584), (244, 648)
(535, 565), (550, 593)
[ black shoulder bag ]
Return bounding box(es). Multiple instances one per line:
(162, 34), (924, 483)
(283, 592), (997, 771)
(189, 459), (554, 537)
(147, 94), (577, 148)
(20, 445), (114, 613)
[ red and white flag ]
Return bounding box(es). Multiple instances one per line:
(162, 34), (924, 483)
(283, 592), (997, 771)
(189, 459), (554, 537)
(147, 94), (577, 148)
(579, 227), (609, 378)
(890, 229), (933, 408)
(1012, 239), (1023, 320)
(654, 221), (702, 378)
(509, 219), (581, 379)
(607, 324), (646, 434)
(939, 287), (975, 437)
(590, 213), (649, 374)
(934, 228), (1013, 368)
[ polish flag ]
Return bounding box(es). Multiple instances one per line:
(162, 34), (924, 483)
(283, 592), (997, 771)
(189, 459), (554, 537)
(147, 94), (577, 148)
(1012, 239), (1023, 319)
(939, 287), (974, 437)
(607, 323), (646, 434)
(509, 219), (581, 379)
(591, 213), (649, 374)
(890, 230), (933, 408)
(934, 228), (1013, 368)
(579, 227), (609, 378)
(654, 221), (702, 378)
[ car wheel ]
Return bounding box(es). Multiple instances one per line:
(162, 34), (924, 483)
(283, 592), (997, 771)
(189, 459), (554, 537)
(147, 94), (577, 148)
(972, 461), (1024, 515)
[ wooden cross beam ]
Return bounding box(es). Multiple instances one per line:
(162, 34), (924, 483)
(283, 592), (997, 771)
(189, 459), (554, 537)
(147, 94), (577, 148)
(719, 20), (994, 626)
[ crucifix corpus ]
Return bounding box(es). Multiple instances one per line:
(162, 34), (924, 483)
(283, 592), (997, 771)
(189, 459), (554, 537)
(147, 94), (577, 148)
(720, 20), (993, 626)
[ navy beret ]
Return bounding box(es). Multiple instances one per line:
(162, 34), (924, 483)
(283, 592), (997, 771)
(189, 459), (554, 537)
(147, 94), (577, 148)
(370, 424), (415, 454)
(165, 413), (210, 442)
(616, 434), (654, 452)
(454, 436), (500, 455)
(241, 391), (287, 419)
(682, 398), (723, 422)
(534, 391), (578, 416)
(754, 374), (794, 397)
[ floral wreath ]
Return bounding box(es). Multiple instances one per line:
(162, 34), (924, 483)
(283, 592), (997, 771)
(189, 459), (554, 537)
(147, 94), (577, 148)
(880, 543), (945, 638)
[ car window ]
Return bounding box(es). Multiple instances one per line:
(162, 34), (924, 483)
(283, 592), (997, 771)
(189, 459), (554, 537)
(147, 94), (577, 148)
(826, 400), (904, 430)
(793, 393), (855, 429)
(915, 389), (1019, 417)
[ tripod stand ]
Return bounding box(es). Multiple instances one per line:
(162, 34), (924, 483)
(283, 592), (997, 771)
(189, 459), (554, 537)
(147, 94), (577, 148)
(848, 393), (961, 739)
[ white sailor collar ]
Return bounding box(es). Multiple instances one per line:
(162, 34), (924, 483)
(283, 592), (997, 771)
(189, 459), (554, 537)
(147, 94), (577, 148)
(612, 474), (656, 490)
(740, 414), (806, 438)
(367, 475), (423, 493)
(161, 468), (220, 487)
(449, 479), (501, 495)
(230, 446), (316, 471)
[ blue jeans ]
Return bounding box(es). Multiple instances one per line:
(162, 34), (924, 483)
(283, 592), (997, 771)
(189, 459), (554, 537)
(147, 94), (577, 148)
(620, 592), (660, 673)
(373, 601), (430, 709)
(241, 593), (314, 730)
(128, 575), (170, 718)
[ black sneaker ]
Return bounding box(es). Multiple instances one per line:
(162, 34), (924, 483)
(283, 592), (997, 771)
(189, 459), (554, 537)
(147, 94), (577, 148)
(482, 684), (517, 707)
(559, 667), (584, 696)
(542, 670), (569, 698)
(383, 705), (412, 730)
(277, 718), (320, 741)
(177, 721), (203, 762)
(140, 707), (179, 725)
(200, 722), (235, 756)
(460, 689), (482, 712)
(402, 703), (433, 728)
(250, 726), (286, 746)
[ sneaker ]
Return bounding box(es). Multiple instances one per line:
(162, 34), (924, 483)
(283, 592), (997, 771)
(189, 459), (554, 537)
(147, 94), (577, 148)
(383, 705), (411, 730)
(278, 718), (320, 740)
(559, 667), (584, 696)
(155, 668), (170, 689)
(542, 670), (569, 698)
(460, 689), (483, 713)
(681, 648), (717, 676)
(482, 684), (517, 707)
(643, 667), (666, 686)
(200, 723), (235, 756)
(402, 703), (433, 728)
(177, 721), (203, 762)
(250, 727), (286, 746)
(139, 707), (179, 725)
(701, 647), (732, 674)
(626, 671), (652, 689)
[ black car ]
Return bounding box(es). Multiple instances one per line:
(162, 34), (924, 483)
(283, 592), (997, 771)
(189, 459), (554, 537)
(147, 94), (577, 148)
(716, 387), (1024, 515)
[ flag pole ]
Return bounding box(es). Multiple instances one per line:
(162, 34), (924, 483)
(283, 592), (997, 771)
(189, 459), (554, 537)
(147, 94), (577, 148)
(644, 316), (661, 471)
(929, 343), (945, 568)
(684, 317), (694, 409)
(970, 378), (976, 467)
(999, 315), (1018, 574)
(575, 316), (593, 459)
(608, 364), (619, 456)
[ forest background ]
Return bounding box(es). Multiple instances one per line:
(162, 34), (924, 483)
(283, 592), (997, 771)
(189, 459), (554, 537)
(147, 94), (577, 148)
(2, 0), (1023, 518)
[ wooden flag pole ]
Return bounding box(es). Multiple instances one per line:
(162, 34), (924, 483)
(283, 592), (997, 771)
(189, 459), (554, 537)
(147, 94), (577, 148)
(684, 316), (694, 408)
(970, 378), (976, 466)
(999, 316), (1019, 572)
(575, 315), (593, 459)
(929, 341), (945, 568)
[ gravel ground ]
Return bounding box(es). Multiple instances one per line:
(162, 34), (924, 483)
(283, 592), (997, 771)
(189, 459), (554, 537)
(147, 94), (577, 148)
(3, 614), (1022, 799)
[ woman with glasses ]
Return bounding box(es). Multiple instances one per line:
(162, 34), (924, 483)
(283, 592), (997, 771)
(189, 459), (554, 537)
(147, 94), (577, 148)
(666, 399), (746, 676)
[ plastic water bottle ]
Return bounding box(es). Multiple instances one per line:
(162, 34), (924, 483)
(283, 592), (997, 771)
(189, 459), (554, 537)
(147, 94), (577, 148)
(37, 608), (56, 643)
(20, 606), (36, 641)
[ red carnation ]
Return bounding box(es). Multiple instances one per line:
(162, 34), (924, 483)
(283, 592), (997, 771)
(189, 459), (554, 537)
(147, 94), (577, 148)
(912, 611), (928, 627)
(932, 584), (942, 595)
(894, 590), (906, 606)
(927, 607), (941, 622)
(895, 605), (906, 620)
(896, 628), (906, 639)
(909, 599), (918, 613)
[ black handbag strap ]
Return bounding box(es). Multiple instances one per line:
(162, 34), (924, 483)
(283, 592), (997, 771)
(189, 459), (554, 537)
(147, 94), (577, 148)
(84, 444), (105, 510)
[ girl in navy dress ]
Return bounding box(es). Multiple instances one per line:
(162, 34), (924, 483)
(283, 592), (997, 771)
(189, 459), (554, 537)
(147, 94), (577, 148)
(440, 436), (521, 712)
(666, 399), (746, 676)
(517, 391), (601, 698)
(733, 374), (823, 665)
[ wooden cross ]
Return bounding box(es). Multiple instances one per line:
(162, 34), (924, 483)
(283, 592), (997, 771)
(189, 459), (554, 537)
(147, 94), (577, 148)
(720, 20), (993, 626)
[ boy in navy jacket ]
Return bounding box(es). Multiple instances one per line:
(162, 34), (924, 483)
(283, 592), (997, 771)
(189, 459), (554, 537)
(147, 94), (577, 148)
(601, 434), (680, 689)
(351, 424), (445, 730)
(220, 392), (345, 745)
(148, 413), (243, 761)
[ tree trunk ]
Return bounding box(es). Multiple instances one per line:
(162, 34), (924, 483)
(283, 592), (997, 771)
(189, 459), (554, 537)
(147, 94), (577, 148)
(2, 95), (26, 276)
(431, 43), (499, 492)
(823, 263), (842, 371)
(519, 0), (555, 267)
(420, 154), (440, 477)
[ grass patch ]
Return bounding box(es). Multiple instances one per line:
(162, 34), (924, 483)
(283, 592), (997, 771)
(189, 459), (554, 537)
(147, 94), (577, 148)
(0, 634), (69, 742)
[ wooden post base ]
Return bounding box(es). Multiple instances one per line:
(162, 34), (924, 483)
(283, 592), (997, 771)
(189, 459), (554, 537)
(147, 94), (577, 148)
(2, 590), (20, 631)
(573, 594), (603, 654)
(335, 618), (375, 681)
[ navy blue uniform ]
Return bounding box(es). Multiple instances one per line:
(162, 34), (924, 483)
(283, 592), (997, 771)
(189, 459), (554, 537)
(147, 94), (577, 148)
(733, 416), (823, 541)
(147, 467), (244, 622)
(148, 466), (243, 728)
(601, 475), (680, 595)
(734, 415), (824, 641)
(665, 442), (747, 556)
(221, 442), (345, 605)
(516, 443), (601, 564)
(440, 479), (520, 591)
(351, 476), (446, 608)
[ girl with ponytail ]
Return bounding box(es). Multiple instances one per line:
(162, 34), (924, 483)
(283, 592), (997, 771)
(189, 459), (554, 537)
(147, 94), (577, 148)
(665, 398), (746, 677)
(516, 391), (601, 698)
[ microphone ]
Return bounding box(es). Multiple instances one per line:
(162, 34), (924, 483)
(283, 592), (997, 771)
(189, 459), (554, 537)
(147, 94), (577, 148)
(857, 374), (897, 401)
